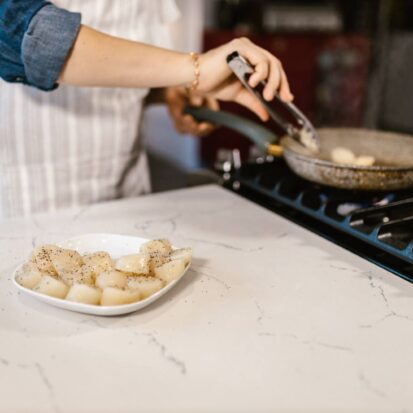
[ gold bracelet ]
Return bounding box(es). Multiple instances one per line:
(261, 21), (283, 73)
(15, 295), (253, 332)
(189, 52), (200, 91)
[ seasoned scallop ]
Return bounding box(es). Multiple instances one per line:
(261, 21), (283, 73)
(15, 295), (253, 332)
(127, 276), (164, 299)
(115, 253), (150, 275)
(49, 247), (83, 275)
(83, 252), (114, 275)
(31, 245), (62, 275)
(154, 259), (186, 284)
(101, 287), (141, 306)
(148, 253), (168, 276)
(33, 275), (69, 299)
(16, 263), (43, 289)
(140, 240), (173, 275)
(59, 265), (95, 286)
(66, 284), (102, 305)
(140, 239), (172, 257)
(96, 270), (128, 289)
(169, 248), (192, 266)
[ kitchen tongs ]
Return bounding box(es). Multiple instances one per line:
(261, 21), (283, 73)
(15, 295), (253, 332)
(227, 51), (320, 152)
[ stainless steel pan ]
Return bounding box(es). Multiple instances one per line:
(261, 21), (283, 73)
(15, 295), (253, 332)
(282, 127), (413, 190)
(185, 107), (413, 191)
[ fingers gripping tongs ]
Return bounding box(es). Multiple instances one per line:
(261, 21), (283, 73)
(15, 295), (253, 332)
(227, 51), (320, 153)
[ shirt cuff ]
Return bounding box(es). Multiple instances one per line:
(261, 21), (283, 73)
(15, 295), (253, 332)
(21, 4), (81, 91)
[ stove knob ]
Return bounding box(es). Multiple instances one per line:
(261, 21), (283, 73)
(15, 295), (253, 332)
(248, 146), (273, 164)
(232, 181), (241, 190)
(214, 148), (242, 173)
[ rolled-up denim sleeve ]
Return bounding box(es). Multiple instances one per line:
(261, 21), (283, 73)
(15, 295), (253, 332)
(21, 4), (81, 91)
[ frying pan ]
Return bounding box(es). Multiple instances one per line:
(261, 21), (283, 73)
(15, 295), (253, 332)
(185, 106), (413, 191)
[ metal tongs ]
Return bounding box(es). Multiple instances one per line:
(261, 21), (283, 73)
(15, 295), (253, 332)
(227, 51), (320, 153)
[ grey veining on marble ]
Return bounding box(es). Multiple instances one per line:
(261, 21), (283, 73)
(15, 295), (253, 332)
(0, 185), (412, 413)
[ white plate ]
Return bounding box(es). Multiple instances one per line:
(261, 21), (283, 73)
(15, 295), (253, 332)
(13, 233), (191, 316)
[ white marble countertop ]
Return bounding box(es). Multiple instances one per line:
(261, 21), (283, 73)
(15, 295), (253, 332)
(1, 185), (413, 413)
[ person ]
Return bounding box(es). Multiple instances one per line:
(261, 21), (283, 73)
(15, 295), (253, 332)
(0, 0), (293, 218)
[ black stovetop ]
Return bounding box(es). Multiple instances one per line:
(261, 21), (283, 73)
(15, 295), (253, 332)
(224, 158), (413, 283)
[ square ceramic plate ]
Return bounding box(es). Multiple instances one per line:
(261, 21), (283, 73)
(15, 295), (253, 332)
(13, 233), (191, 316)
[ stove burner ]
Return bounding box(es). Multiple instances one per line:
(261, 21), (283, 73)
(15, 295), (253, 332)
(224, 158), (413, 283)
(335, 193), (395, 216)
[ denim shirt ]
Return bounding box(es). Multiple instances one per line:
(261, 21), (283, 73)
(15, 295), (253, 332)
(0, 1), (81, 91)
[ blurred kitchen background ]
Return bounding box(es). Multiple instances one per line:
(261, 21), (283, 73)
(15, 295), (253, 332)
(143, 0), (413, 191)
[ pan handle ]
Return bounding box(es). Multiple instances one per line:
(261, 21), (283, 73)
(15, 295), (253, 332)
(184, 106), (283, 156)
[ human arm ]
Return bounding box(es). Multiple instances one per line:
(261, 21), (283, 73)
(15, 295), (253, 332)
(0, 1), (292, 120)
(60, 28), (292, 120)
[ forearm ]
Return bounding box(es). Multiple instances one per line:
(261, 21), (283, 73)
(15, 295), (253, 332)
(59, 25), (194, 88)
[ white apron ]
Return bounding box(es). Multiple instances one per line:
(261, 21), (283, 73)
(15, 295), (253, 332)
(0, 0), (180, 218)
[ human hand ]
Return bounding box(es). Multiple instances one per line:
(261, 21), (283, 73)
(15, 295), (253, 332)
(165, 87), (219, 137)
(198, 37), (293, 121)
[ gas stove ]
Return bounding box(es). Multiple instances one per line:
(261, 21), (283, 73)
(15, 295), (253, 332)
(218, 153), (413, 283)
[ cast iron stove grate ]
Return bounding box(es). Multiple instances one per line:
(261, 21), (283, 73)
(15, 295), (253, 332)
(225, 158), (413, 283)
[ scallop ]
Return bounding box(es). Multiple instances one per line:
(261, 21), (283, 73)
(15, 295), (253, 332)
(96, 270), (128, 290)
(83, 252), (114, 276)
(140, 239), (172, 257)
(354, 155), (375, 166)
(59, 265), (95, 286)
(33, 275), (69, 299)
(66, 284), (102, 305)
(169, 248), (192, 266)
(331, 147), (356, 164)
(49, 247), (83, 275)
(115, 253), (150, 275)
(127, 276), (164, 299)
(101, 287), (141, 306)
(30, 245), (61, 275)
(15, 263), (43, 289)
(154, 259), (186, 284)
